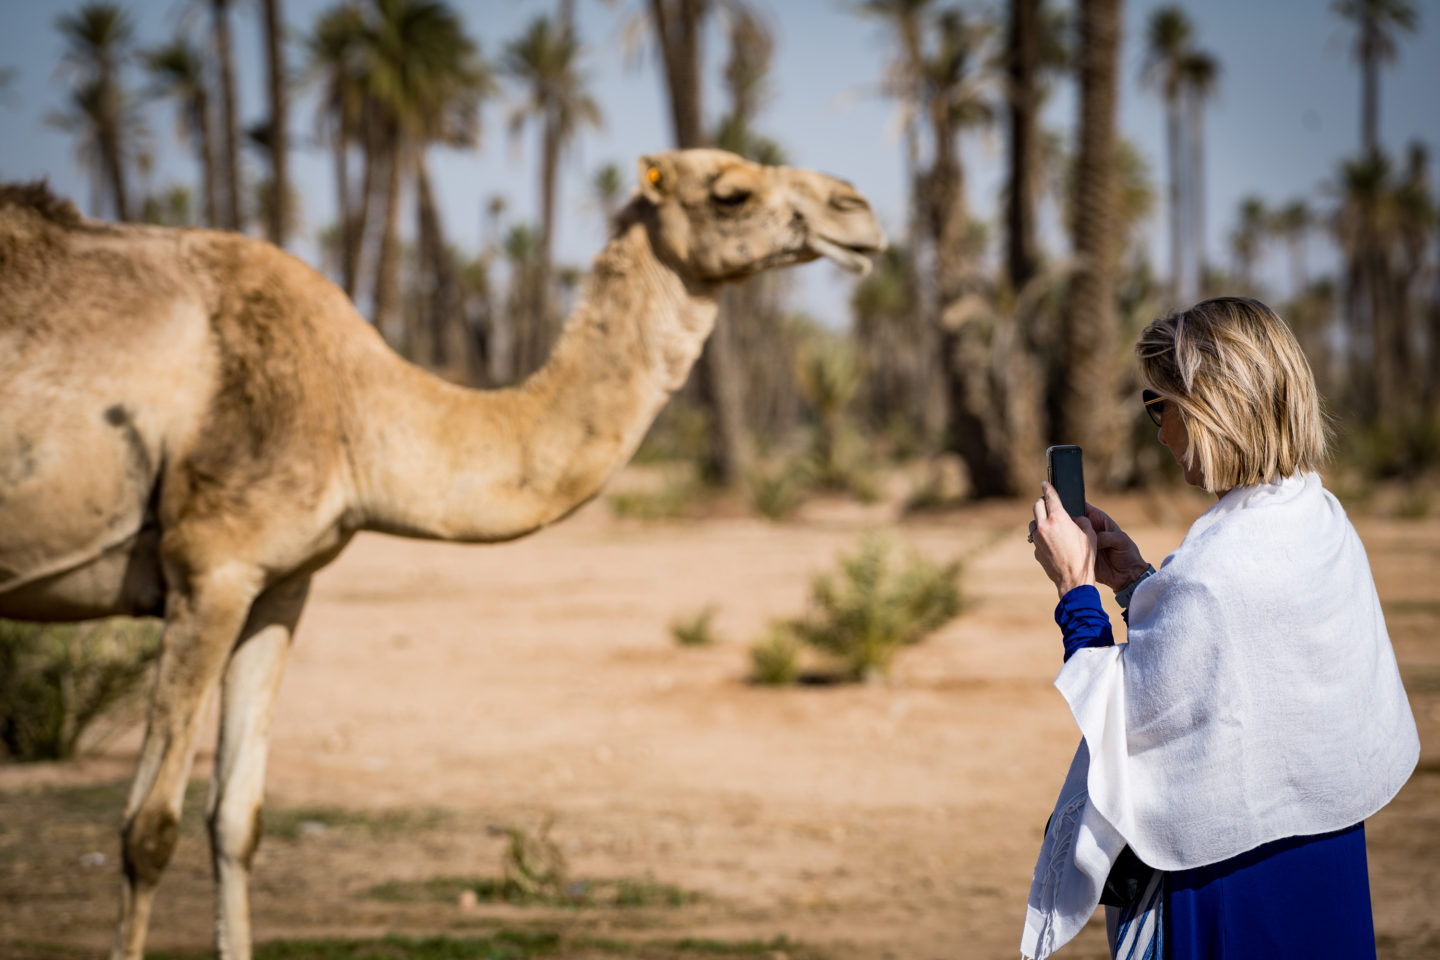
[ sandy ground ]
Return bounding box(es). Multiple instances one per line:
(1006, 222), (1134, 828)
(2, 475), (1438, 959)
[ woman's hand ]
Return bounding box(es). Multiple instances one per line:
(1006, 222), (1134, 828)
(1029, 482), (1097, 599)
(1084, 503), (1151, 591)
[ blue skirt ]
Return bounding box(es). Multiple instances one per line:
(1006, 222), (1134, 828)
(1164, 822), (1375, 959)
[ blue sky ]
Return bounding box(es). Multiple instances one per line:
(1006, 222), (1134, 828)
(1, 0), (1437, 326)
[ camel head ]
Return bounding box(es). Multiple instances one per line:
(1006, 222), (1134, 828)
(633, 148), (886, 284)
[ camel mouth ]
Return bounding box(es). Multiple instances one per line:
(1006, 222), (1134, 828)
(807, 234), (877, 278)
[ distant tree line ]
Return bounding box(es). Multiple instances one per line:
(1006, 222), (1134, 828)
(28, 0), (1438, 500)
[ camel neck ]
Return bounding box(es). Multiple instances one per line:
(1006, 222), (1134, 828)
(351, 220), (717, 543)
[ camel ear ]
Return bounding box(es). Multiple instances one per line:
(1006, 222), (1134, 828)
(638, 155), (670, 204)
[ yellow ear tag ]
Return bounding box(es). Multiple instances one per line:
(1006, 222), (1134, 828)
(646, 166), (662, 186)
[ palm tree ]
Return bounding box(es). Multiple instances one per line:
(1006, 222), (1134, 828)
(1140, 5), (1191, 301)
(501, 222), (540, 382)
(54, 2), (136, 221)
(1180, 47), (1218, 296)
(364, 0), (490, 352)
(645, 0), (709, 148)
(713, 5), (775, 159)
(145, 37), (219, 227)
(210, 0), (243, 229)
(710, 9), (797, 446)
(1061, 0), (1123, 484)
(924, 9), (1015, 495)
(636, 0), (758, 486)
(1331, 0), (1418, 157)
(1389, 142), (1433, 413)
(1333, 153), (1396, 422)
(591, 162), (623, 224)
(503, 14), (602, 377)
(262, 0), (291, 247)
(307, 2), (368, 296)
(1271, 200), (1314, 299)
(1001, 0), (1069, 495)
(1006, 0), (1042, 294)
(1230, 195), (1268, 291)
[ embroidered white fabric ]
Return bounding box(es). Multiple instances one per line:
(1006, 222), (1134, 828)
(1020, 472), (1419, 959)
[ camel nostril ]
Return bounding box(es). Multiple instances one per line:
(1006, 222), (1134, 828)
(830, 194), (868, 213)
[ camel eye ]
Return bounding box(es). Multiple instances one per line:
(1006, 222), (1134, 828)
(712, 188), (752, 208)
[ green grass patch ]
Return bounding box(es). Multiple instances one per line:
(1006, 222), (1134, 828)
(670, 607), (719, 648)
(366, 875), (698, 910)
(142, 932), (821, 960)
(149, 931), (562, 960)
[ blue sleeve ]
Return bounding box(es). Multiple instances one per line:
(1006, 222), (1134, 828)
(1055, 585), (1115, 661)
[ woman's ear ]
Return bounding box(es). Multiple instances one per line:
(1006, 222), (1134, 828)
(637, 155), (670, 205)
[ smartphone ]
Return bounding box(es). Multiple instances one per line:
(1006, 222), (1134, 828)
(1046, 445), (1086, 519)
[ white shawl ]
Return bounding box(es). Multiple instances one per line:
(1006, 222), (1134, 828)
(1020, 472), (1419, 960)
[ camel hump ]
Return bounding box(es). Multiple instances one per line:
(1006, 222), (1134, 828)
(0, 180), (86, 228)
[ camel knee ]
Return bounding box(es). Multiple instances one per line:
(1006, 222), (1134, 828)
(209, 802), (264, 872)
(122, 806), (181, 888)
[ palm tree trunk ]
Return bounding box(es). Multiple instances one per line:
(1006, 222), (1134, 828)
(1166, 98), (1183, 300)
(531, 110), (560, 375)
(1062, 0), (1124, 484)
(648, 0), (750, 485)
(334, 93), (356, 294)
(371, 123), (404, 347)
(1187, 89), (1206, 297)
(262, 0), (290, 247)
(195, 85), (220, 227)
(1361, 16), (1379, 157)
(99, 113), (130, 221)
(213, 0), (242, 230)
(650, 0), (704, 148)
(934, 103), (1011, 497)
(1003, 0), (1046, 492)
(416, 157), (467, 376)
(348, 108), (382, 301)
(1007, 0), (1040, 292)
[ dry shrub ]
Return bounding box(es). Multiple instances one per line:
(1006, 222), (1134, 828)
(0, 618), (161, 762)
(789, 534), (962, 682)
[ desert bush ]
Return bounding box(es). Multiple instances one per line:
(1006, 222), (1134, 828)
(632, 400), (712, 464)
(1339, 411), (1440, 481)
(747, 458), (811, 520)
(670, 606), (719, 647)
(748, 624), (801, 686)
(501, 818), (568, 901)
(608, 474), (702, 520)
(794, 337), (879, 503)
(0, 618), (161, 762)
(789, 534), (962, 682)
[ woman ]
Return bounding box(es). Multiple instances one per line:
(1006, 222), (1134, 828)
(1019, 297), (1418, 960)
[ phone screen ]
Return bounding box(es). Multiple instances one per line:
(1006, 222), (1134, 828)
(1047, 445), (1086, 519)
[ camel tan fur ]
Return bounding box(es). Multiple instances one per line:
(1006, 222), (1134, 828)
(0, 149), (884, 960)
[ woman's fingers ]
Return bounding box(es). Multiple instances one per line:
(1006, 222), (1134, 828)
(1033, 494), (1047, 527)
(1040, 482), (1068, 521)
(1085, 503), (1117, 531)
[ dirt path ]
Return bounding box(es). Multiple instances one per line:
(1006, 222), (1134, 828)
(3, 481), (1437, 959)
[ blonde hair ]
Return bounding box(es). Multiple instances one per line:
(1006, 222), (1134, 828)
(1136, 297), (1328, 493)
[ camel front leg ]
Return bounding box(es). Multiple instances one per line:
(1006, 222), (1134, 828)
(209, 575), (310, 960)
(111, 566), (260, 960)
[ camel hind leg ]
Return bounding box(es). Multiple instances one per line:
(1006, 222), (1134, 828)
(209, 575), (310, 960)
(111, 563), (260, 960)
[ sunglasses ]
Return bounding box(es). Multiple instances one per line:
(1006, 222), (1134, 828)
(1142, 389), (1166, 427)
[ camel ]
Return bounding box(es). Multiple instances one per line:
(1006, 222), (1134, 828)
(0, 148), (883, 960)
